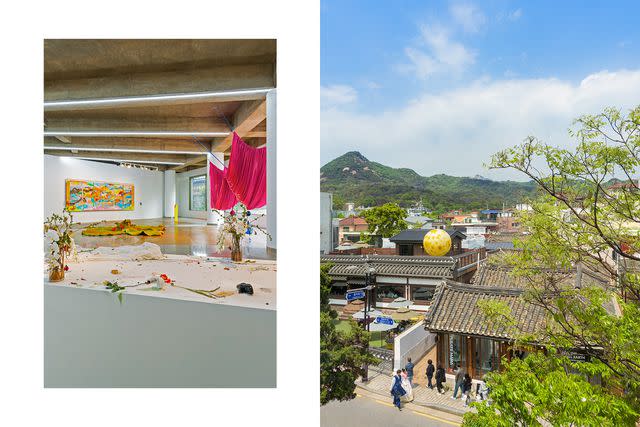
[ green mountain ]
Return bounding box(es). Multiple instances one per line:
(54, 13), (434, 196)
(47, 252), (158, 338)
(320, 151), (539, 211)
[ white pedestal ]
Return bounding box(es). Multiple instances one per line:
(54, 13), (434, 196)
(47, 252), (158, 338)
(44, 284), (276, 387)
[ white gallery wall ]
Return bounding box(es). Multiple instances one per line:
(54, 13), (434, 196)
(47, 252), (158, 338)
(176, 166), (208, 220)
(44, 155), (164, 223)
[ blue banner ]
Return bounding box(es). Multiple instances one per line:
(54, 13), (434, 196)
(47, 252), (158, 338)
(375, 316), (394, 325)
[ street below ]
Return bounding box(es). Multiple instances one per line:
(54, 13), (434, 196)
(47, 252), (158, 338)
(321, 389), (462, 427)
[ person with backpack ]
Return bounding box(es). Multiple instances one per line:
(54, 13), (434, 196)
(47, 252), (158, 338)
(462, 373), (473, 406)
(425, 359), (435, 389)
(435, 364), (446, 394)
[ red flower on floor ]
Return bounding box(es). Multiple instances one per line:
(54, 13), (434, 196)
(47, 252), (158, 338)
(159, 274), (171, 284)
(64, 265), (69, 271)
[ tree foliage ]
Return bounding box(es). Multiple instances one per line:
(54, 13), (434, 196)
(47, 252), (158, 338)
(465, 106), (640, 426)
(464, 353), (637, 427)
(360, 203), (408, 238)
(320, 263), (378, 405)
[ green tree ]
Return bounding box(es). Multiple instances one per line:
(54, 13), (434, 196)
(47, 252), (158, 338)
(320, 263), (378, 405)
(360, 203), (408, 238)
(465, 106), (640, 426)
(332, 193), (346, 211)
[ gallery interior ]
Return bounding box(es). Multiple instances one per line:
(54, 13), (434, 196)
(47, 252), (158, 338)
(43, 39), (277, 387)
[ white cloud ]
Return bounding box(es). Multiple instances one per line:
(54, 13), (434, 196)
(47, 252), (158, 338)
(499, 8), (523, 22)
(401, 25), (476, 79)
(450, 3), (486, 33)
(321, 69), (640, 181)
(321, 84), (358, 107)
(508, 8), (522, 21)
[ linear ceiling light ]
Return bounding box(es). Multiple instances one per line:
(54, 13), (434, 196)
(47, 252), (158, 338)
(44, 131), (229, 137)
(44, 88), (273, 111)
(63, 156), (184, 165)
(45, 145), (207, 155)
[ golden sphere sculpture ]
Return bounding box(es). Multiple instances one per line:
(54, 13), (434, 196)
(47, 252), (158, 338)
(422, 229), (452, 256)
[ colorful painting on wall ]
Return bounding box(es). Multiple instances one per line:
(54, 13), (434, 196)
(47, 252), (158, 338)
(65, 179), (135, 212)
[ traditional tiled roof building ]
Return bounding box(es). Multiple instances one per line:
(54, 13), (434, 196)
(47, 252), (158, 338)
(321, 251), (486, 310)
(424, 261), (612, 379)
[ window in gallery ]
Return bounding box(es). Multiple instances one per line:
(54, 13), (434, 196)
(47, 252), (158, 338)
(190, 175), (207, 211)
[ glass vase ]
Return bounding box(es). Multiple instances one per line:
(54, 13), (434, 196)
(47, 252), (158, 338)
(49, 266), (65, 282)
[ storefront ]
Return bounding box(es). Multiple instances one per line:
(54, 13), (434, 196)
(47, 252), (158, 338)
(426, 262), (614, 380)
(425, 279), (547, 379)
(436, 333), (508, 378)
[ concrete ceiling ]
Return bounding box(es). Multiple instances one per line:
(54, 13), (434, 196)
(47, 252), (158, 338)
(43, 39), (275, 171)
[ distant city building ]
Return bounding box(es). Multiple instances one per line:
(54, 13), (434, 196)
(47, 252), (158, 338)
(345, 202), (355, 213)
(497, 209), (522, 233)
(480, 209), (501, 221)
(338, 216), (369, 244)
(440, 210), (463, 222)
(405, 215), (435, 229)
(389, 229), (467, 256)
(407, 200), (427, 217)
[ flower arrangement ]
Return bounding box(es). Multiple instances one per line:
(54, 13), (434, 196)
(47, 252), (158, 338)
(44, 209), (75, 281)
(216, 204), (270, 261)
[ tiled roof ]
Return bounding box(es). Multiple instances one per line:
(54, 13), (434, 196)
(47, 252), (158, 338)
(339, 216), (367, 226)
(472, 263), (537, 288)
(389, 228), (466, 243)
(424, 280), (547, 339)
(472, 262), (611, 290)
(320, 255), (456, 279)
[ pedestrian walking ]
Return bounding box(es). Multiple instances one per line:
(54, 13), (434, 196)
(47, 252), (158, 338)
(425, 359), (435, 389)
(390, 370), (406, 410)
(435, 364), (446, 394)
(400, 369), (414, 402)
(451, 365), (465, 399)
(405, 358), (414, 386)
(462, 373), (472, 406)
(476, 377), (489, 402)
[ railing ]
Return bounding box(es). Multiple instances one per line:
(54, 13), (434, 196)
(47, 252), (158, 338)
(369, 347), (394, 374)
(455, 247), (487, 269)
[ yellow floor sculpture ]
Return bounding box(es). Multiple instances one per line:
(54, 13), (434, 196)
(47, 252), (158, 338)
(82, 219), (166, 236)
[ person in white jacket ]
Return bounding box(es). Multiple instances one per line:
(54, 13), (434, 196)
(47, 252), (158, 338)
(400, 368), (414, 402)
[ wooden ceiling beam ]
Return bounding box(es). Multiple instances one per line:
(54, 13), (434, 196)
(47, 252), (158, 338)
(212, 99), (266, 152)
(170, 155), (208, 171)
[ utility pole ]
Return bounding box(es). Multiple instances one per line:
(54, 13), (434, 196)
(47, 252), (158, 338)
(362, 263), (376, 382)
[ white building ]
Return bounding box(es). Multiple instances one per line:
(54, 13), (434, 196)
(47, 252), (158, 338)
(320, 192), (334, 254)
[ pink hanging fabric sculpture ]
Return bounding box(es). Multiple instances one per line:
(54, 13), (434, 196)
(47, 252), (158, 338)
(209, 162), (238, 210)
(225, 132), (267, 210)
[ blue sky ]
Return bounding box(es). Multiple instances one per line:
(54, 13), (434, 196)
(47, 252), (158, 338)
(321, 0), (640, 180)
